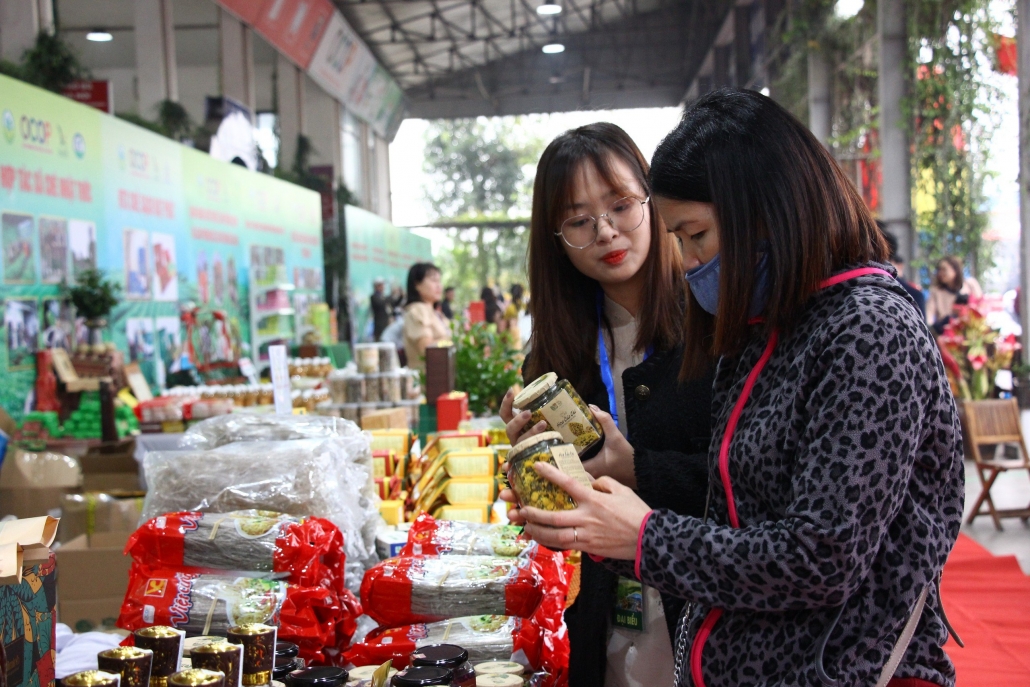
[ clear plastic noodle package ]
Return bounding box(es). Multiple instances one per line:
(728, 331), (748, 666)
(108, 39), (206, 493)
(400, 514), (533, 558)
(178, 414), (365, 450)
(142, 416), (379, 591)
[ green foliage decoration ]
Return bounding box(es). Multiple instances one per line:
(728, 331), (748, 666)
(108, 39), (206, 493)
(63, 268), (121, 321)
(453, 319), (523, 416)
(774, 0), (1007, 283)
(19, 31), (89, 93)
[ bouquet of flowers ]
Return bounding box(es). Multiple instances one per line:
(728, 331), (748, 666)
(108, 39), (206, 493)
(937, 301), (1020, 400)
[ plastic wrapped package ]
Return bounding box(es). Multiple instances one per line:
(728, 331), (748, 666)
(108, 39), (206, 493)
(401, 515), (532, 558)
(343, 615), (541, 671)
(359, 555), (544, 627)
(117, 565), (361, 666)
(125, 510), (346, 594)
(141, 436), (377, 592)
(178, 415), (365, 450)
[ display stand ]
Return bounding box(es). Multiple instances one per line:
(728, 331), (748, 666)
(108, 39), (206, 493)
(249, 263), (296, 365)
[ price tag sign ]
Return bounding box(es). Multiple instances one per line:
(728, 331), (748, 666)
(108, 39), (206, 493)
(238, 357), (259, 385)
(268, 345), (292, 415)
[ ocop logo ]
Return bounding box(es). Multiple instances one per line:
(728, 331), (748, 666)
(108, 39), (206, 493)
(73, 132), (86, 158)
(1, 110), (13, 143)
(20, 115), (51, 145)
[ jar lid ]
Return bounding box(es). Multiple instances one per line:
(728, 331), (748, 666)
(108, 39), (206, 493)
(513, 373), (558, 408)
(285, 667), (349, 687)
(410, 644), (468, 668)
(135, 626), (181, 639)
(510, 431), (564, 456)
(228, 623), (274, 636)
(63, 672), (120, 687)
(183, 637), (223, 656)
(273, 660), (298, 681)
(275, 642), (300, 659)
(98, 647), (151, 660)
(169, 669), (225, 687)
(390, 667), (453, 686)
(475, 675), (522, 687)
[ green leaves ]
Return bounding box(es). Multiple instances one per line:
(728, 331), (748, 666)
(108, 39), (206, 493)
(452, 319), (523, 416)
(63, 268), (121, 321)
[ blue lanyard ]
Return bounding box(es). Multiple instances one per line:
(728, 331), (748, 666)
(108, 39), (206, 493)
(596, 291), (652, 433)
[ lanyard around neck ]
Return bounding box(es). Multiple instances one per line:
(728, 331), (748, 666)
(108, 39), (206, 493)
(596, 290), (653, 433)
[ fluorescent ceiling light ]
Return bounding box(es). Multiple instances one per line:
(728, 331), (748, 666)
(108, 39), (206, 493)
(537, 1), (562, 15)
(833, 0), (863, 20)
(87, 31), (113, 42)
(542, 43), (565, 54)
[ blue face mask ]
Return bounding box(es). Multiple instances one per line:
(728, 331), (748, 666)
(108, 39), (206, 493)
(685, 247), (771, 318)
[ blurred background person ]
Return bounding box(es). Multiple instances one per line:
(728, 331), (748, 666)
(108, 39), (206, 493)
(927, 255), (983, 326)
(879, 224), (925, 317)
(370, 278), (390, 341)
(441, 286), (456, 320)
(481, 286), (502, 325)
(403, 262), (450, 372)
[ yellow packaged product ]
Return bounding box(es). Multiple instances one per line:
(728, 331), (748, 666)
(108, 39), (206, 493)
(444, 449), (496, 477)
(369, 429), (411, 454)
(432, 504), (491, 523)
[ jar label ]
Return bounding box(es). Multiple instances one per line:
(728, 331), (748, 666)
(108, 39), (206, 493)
(540, 389), (601, 450)
(548, 445), (592, 488)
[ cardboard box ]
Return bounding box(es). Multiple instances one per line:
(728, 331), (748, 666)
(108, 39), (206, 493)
(79, 440), (140, 492)
(360, 407), (409, 431)
(57, 493), (144, 544)
(0, 517), (60, 687)
(436, 392), (469, 432)
(55, 531), (132, 633)
(0, 449), (82, 520)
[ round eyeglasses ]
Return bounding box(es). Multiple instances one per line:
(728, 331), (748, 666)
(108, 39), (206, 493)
(555, 196), (650, 249)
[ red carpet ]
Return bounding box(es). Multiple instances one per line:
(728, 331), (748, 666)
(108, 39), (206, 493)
(941, 534), (1030, 685)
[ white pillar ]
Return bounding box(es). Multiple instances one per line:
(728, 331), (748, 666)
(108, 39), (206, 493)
(0, 0), (53, 62)
(305, 76), (342, 174)
(808, 48), (832, 147)
(1018, 0), (1030, 348)
(878, 0), (914, 263)
(374, 134), (392, 221)
(133, 0), (178, 116)
(276, 53), (306, 172)
(219, 8), (255, 119)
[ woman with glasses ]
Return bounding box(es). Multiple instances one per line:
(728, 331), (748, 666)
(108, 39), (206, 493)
(498, 123), (714, 687)
(508, 91), (963, 687)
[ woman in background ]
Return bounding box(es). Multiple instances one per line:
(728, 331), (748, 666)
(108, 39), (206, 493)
(402, 262), (450, 373)
(926, 255), (982, 326)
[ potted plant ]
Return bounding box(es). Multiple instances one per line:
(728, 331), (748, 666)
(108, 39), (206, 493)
(63, 268), (121, 352)
(453, 319), (523, 415)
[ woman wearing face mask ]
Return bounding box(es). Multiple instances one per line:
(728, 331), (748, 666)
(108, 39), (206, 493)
(507, 90), (964, 687)
(498, 123), (714, 687)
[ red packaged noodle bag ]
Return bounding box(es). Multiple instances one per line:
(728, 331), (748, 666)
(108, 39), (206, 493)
(124, 511), (346, 594)
(117, 563), (362, 666)
(400, 514), (531, 558)
(360, 554), (544, 627)
(343, 615), (542, 671)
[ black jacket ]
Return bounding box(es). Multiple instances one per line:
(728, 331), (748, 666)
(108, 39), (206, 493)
(527, 346), (714, 687)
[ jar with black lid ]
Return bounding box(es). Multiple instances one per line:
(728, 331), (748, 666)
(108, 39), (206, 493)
(390, 667), (452, 687)
(283, 667), (348, 687)
(410, 645), (474, 687)
(272, 642), (301, 681)
(512, 373), (604, 458)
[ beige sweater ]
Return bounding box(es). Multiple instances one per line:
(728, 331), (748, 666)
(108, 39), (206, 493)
(926, 277), (983, 324)
(403, 301), (451, 372)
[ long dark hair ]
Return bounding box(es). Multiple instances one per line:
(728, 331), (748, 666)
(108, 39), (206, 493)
(526, 123), (684, 392)
(406, 262), (440, 305)
(650, 89), (888, 378)
(935, 256), (965, 292)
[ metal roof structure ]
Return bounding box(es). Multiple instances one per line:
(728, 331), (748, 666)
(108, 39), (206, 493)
(333, 0), (736, 118)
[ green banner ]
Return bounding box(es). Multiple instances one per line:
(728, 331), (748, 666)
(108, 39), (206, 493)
(0, 74), (323, 419)
(345, 205), (432, 341)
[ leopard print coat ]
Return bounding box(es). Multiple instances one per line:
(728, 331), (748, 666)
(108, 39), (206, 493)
(603, 265), (964, 687)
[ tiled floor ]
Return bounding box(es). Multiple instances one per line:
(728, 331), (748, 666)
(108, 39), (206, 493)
(958, 411), (1030, 574)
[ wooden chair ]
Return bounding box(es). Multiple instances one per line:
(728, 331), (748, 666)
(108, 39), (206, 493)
(962, 398), (1030, 531)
